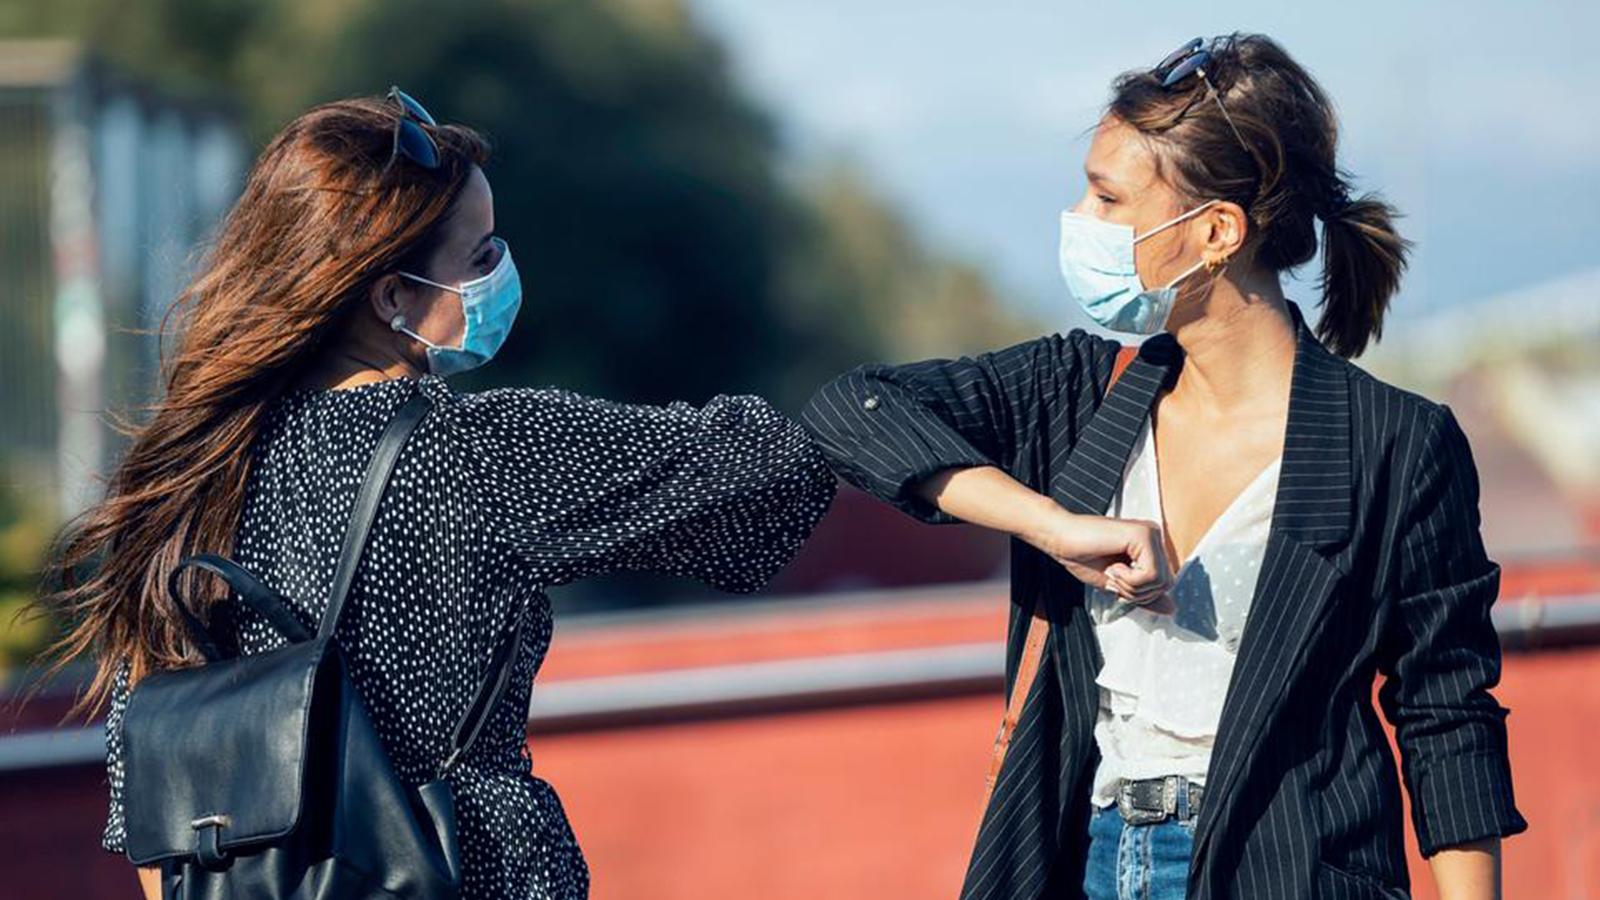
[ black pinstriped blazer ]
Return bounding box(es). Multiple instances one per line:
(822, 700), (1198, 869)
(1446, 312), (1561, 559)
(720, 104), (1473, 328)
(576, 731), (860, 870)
(801, 299), (1526, 899)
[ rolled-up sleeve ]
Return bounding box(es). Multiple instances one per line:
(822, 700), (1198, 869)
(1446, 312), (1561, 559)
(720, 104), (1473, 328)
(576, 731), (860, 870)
(800, 330), (1108, 524)
(1377, 404), (1528, 856)
(457, 387), (836, 593)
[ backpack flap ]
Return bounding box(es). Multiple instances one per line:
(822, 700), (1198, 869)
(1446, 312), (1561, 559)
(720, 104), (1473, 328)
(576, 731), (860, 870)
(121, 635), (336, 866)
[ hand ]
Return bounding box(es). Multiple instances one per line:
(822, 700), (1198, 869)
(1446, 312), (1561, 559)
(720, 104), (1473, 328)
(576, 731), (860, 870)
(1020, 506), (1175, 610)
(912, 466), (1175, 610)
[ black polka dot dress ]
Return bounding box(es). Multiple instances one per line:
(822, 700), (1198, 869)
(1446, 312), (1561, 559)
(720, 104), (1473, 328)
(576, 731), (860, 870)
(99, 374), (837, 899)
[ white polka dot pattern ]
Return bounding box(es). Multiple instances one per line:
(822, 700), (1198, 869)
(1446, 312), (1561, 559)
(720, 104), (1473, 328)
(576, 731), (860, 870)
(99, 374), (837, 898)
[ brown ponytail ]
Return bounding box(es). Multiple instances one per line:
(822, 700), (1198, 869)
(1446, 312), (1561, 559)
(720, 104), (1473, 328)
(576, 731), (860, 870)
(1314, 183), (1412, 357)
(1106, 32), (1413, 358)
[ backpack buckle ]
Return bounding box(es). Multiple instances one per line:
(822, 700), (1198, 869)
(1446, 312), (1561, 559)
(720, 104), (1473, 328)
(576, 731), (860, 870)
(191, 814), (233, 870)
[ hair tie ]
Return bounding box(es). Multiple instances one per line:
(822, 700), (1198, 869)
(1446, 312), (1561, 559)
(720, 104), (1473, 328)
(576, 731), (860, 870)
(1320, 182), (1352, 220)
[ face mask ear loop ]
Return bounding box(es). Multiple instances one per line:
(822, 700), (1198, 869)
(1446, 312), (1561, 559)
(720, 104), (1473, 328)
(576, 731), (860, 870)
(396, 270), (464, 295)
(1133, 198), (1220, 245)
(390, 314), (441, 350)
(1163, 253), (1233, 325)
(1162, 255), (1212, 292)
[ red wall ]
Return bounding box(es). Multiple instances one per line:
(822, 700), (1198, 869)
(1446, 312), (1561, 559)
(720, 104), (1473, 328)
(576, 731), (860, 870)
(533, 650), (1596, 900)
(5, 560), (1596, 899)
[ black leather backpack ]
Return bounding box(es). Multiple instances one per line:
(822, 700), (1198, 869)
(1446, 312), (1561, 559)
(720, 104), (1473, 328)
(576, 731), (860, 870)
(121, 386), (528, 899)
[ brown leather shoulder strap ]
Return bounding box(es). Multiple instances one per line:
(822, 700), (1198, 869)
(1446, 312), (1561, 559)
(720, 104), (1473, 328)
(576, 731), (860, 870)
(1109, 342), (1138, 389)
(977, 342), (1139, 816)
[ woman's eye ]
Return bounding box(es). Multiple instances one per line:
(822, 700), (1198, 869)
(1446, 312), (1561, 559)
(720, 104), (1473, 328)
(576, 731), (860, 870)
(1098, 195), (1117, 204)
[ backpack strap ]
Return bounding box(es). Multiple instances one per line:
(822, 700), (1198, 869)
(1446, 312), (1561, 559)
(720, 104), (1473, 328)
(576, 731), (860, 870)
(317, 388), (433, 640)
(978, 343), (1139, 815)
(318, 383), (532, 775)
(166, 387), (434, 659)
(167, 554), (315, 658)
(438, 593), (531, 777)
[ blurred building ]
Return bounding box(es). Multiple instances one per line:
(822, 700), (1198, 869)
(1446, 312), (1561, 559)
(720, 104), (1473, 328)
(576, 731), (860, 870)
(1362, 267), (1600, 556)
(0, 40), (244, 522)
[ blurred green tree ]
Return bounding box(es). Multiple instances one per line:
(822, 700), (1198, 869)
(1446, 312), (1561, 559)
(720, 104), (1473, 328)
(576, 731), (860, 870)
(0, 459), (53, 673)
(3, 0), (1038, 409)
(2, 0), (1039, 616)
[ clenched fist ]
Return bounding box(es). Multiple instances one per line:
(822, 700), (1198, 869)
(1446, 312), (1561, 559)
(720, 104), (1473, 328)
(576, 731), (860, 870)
(1020, 506), (1175, 612)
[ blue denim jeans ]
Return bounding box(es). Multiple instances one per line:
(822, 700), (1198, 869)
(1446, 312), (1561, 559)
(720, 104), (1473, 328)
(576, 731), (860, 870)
(1082, 804), (1196, 900)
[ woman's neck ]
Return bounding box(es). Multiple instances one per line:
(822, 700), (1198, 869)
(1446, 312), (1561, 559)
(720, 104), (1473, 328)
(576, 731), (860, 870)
(1164, 272), (1297, 416)
(294, 348), (423, 392)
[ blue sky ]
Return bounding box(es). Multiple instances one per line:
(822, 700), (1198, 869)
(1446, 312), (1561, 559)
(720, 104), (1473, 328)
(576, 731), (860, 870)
(690, 0), (1600, 328)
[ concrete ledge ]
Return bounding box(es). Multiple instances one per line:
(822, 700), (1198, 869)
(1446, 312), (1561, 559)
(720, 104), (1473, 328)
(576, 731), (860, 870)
(2, 591), (1595, 773)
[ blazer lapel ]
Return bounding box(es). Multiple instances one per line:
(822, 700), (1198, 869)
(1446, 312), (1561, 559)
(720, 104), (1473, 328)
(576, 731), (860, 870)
(1051, 334), (1182, 519)
(1042, 333), (1182, 848)
(1187, 300), (1355, 871)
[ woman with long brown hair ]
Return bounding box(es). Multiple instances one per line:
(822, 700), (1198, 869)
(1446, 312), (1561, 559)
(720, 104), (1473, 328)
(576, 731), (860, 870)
(31, 88), (836, 899)
(803, 33), (1524, 900)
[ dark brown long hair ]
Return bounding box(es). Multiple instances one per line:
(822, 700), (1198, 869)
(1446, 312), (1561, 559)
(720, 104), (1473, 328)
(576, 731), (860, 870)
(25, 95), (490, 721)
(1107, 32), (1412, 358)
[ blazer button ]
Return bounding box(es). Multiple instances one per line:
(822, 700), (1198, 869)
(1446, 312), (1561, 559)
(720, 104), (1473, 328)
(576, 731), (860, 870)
(863, 395), (881, 411)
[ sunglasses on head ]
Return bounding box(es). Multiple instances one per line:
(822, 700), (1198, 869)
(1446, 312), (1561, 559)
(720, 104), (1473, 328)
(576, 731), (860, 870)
(1151, 38), (1253, 160)
(383, 85), (441, 173)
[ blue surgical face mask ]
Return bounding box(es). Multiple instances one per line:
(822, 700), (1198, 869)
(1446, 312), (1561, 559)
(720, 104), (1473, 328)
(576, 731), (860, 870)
(390, 236), (522, 376)
(1057, 199), (1218, 335)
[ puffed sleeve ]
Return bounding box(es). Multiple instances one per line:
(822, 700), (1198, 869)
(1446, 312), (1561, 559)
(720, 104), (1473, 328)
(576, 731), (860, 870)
(100, 656), (130, 855)
(1376, 404), (1529, 856)
(455, 387), (836, 592)
(800, 329), (1115, 524)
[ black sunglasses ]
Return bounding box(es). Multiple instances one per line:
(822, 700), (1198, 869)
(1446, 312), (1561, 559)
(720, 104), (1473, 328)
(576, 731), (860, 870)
(383, 85), (441, 173)
(1151, 38), (1252, 159)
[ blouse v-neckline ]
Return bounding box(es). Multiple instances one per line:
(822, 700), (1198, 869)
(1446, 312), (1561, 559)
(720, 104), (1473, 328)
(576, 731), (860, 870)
(1145, 413), (1283, 582)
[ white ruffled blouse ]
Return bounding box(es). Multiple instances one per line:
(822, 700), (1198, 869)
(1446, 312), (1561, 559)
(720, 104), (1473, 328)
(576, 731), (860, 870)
(1087, 410), (1282, 808)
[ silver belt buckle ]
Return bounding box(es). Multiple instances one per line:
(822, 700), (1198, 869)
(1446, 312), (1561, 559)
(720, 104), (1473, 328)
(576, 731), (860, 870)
(1115, 775), (1200, 825)
(1115, 778), (1170, 825)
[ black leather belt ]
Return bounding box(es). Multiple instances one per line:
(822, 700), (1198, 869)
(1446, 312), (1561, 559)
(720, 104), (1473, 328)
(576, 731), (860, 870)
(1115, 776), (1204, 825)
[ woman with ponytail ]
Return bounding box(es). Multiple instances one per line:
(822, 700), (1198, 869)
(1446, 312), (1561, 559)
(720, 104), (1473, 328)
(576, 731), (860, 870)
(804, 33), (1523, 900)
(30, 89), (835, 899)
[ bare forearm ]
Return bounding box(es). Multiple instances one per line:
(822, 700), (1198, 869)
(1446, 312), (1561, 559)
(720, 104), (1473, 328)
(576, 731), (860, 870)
(914, 465), (1058, 541)
(1428, 838), (1500, 900)
(913, 465), (1171, 604)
